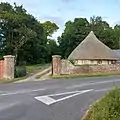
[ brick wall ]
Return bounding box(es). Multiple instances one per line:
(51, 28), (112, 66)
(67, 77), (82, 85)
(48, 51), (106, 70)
(52, 56), (120, 76)
(0, 60), (4, 80)
(4, 55), (15, 79)
(61, 60), (74, 74)
(52, 55), (61, 76)
(0, 55), (15, 80)
(60, 59), (120, 75)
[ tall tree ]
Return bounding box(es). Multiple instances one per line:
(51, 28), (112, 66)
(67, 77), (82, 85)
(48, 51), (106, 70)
(58, 16), (120, 58)
(46, 39), (59, 61)
(90, 16), (118, 49)
(0, 2), (46, 64)
(58, 18), (90, 58)
(42, 21), (59, 62)
(42, 21), (59, 37)
(114, 25), (120, 49)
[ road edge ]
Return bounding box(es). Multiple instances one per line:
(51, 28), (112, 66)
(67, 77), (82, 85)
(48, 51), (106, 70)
(81, 97), (103, 120)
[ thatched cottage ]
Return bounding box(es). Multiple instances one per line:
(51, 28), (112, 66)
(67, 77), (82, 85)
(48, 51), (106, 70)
(68, 31), (118, 65)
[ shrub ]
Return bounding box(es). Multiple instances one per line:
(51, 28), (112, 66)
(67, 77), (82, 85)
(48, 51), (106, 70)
(83, 88), (120, 120)
(15, 66), (26, 78)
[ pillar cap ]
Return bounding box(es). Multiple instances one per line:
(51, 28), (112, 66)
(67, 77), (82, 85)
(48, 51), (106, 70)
(3, 55), (15, 58)
(52, 55), (61, 58)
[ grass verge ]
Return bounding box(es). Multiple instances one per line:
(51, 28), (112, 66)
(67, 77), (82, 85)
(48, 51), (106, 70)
(35, 73), (46, 79)
(0, 64), (51, 84)
(51, 73), (120, 79)
(26, 63), (50, 76)
(0, 76), (28, 84)
(35, 68), (51, 79)
(82, 87), (120, 120)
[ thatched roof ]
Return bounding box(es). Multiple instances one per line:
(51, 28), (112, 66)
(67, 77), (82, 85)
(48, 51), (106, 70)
(113, 50), (120, 60)
(68, 31), (118, 60)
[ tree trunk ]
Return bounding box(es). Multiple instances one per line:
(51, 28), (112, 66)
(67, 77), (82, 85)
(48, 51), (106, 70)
(14, 48), (18, 66)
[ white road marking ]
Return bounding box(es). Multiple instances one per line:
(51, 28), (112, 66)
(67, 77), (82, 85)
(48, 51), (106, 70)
(54, 89), (93, 103)
(66, 79), (120, 89)
(35, 96), (56, 105)
(34, 89), (93, 105)
(47, 90), (81, 96)
(0, 88), (46, 96)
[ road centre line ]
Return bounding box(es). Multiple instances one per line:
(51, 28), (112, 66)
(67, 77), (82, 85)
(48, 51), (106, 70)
(0, 88), (46, 96)
(0, 79), (119, 97)
(0, 85), (61, 97)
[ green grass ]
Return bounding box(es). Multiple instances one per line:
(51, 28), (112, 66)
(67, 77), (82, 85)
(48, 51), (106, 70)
(0, 76), (28, 84)
(51, 73), (120, 79)
(26, 63), (50, 76)
(0, 63), (51, 84)
(83, 87), (120, 120)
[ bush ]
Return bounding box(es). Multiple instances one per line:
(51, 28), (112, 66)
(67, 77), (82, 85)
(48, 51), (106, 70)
(15, 66), (26, 78)
(83, 88), (120, 120)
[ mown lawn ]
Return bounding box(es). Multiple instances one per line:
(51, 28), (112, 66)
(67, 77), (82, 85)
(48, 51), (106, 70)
(83, 87), (120, 120)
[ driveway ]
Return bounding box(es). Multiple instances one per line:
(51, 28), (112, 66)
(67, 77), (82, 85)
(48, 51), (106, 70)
(0, 76), (120, 120)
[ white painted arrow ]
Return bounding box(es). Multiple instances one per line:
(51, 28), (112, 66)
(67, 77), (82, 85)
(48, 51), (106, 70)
(34, 89), (93, 105)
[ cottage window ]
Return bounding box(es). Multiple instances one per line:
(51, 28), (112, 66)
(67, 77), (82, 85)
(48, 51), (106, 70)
(111, 61), (116, 64)
(108, 61), (111, 64)
(82, 60), (84, 64)
(91, 60), (94, 64)
(98, 60), (102, 64)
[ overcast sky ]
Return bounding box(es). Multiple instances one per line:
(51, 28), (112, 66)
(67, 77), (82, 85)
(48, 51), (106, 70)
(1, 0), (120, 39)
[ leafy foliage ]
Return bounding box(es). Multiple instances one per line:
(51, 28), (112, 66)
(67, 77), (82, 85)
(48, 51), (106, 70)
(1, 2), (120, 65)
(15, 66), (26, 78)
(0, 2), (59, 64)
(58, 16), (120, 58)
(42, 21), (59, 37)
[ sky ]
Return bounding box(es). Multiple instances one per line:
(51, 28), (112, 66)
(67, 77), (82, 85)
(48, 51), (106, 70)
(1, 0), (120, 39)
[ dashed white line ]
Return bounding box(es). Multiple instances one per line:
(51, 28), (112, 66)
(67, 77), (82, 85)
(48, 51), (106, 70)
(0, 88), (46, 97)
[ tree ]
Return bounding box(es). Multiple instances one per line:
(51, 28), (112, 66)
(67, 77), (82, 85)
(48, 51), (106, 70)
(42, 21), (59, 62)
(58, 18), (90, 58)
(0, 2), (46, 64)
(90, 16), (118, 49)
(58, 16), (120, 58)
(46, 39), (59, 61)
(114, 25), (120, 49)
(42, 21), (59, 37)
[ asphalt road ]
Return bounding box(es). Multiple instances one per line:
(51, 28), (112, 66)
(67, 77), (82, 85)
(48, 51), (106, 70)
(0, 76), (120, 120)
